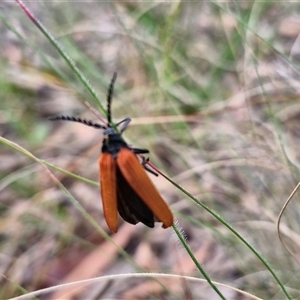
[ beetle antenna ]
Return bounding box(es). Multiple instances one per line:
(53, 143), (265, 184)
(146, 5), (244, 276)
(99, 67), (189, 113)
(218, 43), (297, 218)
(107, 72), (117, 125)
(48, 115), (105, 129)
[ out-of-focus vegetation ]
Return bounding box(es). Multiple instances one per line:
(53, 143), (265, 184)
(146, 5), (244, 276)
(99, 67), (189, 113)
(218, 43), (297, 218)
(1, 2), (300, 299)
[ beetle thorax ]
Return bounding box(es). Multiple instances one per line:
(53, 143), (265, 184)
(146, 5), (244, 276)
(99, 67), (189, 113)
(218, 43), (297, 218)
(102, 129), (128, 158)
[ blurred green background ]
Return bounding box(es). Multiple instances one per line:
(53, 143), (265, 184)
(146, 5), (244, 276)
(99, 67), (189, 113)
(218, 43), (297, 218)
(1, 1), (300, 299)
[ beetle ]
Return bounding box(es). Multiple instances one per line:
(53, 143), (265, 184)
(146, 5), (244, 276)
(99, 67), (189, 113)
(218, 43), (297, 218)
(49, 73), (173, 232)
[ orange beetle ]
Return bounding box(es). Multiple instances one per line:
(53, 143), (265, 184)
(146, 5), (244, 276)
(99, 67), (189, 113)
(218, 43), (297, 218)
(50, 73), (173, 232)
